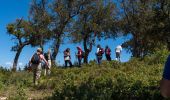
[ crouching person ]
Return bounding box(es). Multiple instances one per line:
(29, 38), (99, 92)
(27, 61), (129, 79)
(29, 48), (48, 86)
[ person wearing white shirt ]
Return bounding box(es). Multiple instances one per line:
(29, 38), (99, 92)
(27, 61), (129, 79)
(115, 45), (122, 62)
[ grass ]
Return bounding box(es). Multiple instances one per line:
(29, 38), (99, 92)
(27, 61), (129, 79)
(0, 57), (167, 99)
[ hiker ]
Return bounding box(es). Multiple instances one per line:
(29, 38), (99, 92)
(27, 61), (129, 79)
(29, 48), (48, 85)
(160, 41), (170, 98)
(64, 48), (72, 68)
(76, 46), (84, 67)
(96, 44), (104, 64)
(44, 49), (52, 76)
(115, 45), (122, 62)
(105, 45), (111, 61)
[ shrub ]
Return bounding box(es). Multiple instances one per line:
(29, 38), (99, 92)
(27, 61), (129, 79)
(47, 59), (165, 100)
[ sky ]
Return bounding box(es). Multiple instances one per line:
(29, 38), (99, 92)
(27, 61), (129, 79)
(0, 0), (132, 69)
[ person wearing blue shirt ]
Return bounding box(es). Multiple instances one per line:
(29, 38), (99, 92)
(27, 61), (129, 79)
(161, 42), (170, 98)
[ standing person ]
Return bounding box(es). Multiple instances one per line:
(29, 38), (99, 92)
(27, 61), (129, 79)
(160, 42), (170, 98)
(105, 45), (111, 61)
(64, 48), (72, 68)
(115, 45), (122, 62)
(96, 44), (104, 65)
(29, 48), (48, 85)
(44, 49), (52, 76)
(76, 46), (84, 67)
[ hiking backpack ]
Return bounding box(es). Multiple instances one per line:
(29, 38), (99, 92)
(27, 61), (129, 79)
(31, 53), (40, 64)
(106, 48), (111, 55)
(44, 53), (48, 60)
(100, 48), (104, 54)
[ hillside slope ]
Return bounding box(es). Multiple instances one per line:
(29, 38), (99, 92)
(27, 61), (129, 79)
(0, 59), (165, 99)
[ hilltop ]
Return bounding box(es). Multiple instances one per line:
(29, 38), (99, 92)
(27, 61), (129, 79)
(0, 55), (166, 99)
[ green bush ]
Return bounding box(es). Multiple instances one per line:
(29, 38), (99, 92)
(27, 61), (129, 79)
(0, 55), (167, 99)
(144, 48), (169, 65)
(46, 59), (165, 100)
(8, 84), (28, 100)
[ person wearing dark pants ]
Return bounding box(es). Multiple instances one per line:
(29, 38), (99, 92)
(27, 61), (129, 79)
(76, 46), (83, 67)
(65, 60), (72, 67)
(96, 45), (104, 65)
(64, 48), (72, 68)
(115, 45), (122, 62)
(105, 45), (111, 61)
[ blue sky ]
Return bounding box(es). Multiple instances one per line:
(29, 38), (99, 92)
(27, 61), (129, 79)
(0, 0), (132, 69)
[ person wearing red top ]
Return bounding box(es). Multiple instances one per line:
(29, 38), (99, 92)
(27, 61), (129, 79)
(105, 45), (111, 61)
(76, 46), (83, 67)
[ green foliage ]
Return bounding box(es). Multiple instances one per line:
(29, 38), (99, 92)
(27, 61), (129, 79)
(0, 56), (167, 99)
(144, 48), (169, 65)
(46, 59), (164, 99)
(9, 84), (28, 100)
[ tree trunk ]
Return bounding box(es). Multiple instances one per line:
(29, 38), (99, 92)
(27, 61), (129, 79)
(83, 36), (93, 63)
(84, 50), (89, 64)
(133, 34), (141, 58)
(40, 35), (44, 52)
(52, 37), (61, 65)
(167, 41), (170, 51)
(83, 38), (89, 63)
(166, 36), (170, 51)
(12, 46), (23, 72)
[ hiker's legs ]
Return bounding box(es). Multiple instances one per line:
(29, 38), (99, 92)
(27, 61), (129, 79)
(47, 60), (51, 75)
(35, 63), (42, 85)
(65, 60), (68, 68)
(78, 58), (82, 67)
(106, 55), (111, 61)
(32, 64), (37, 85)
(108, 55), (111, 61)
(118, 53), (121, 62)
(69, 60), (73, 67)
(116, 52), (119, 61)
(99, 57), (102, 64)
(44, 67), (47, 76)
(106, 55), (108, 61)
(97, 57), (100, 64)
(97, 56), (102, 64)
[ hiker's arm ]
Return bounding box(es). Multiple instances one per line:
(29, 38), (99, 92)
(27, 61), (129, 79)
(97, 48), (99, 53)
(40, 55), (48, 65)
(120, 47), (122, 53)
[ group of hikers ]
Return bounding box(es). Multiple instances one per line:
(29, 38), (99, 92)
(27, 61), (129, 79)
(28, 44), (122, 85)
(26, 39), (170, 98)
(63, 44), (123, 67)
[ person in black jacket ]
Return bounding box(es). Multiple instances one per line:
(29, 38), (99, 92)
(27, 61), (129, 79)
(105, 45), (111, 61)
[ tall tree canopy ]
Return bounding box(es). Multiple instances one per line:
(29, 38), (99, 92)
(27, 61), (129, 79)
(7, 19), (32, 71)
(119, 0), (170, 57)
(69, 0), (118, 63)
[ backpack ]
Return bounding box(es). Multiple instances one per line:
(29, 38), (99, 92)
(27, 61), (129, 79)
(100, 48), (104, 54)
(44, 53), (48, 60)
(31, 53), (40, 64)
(105, 48), (111, 55)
